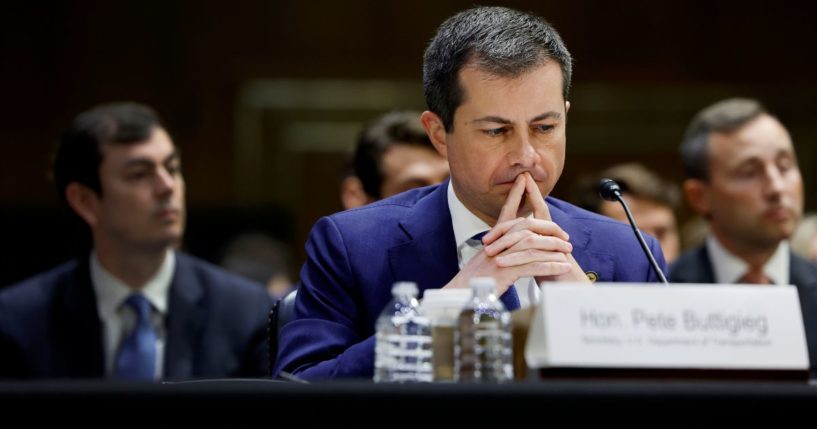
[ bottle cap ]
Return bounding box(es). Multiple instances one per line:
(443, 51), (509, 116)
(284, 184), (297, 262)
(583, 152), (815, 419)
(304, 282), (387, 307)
(468, 276), (497, 292)
(391, 281), (418, 296)
(421, 288), (472, 307)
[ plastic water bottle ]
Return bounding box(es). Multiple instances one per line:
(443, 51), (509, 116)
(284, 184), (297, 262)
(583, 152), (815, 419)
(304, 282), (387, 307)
(373, 282), (433, 383)
(454, 277), (513, 382)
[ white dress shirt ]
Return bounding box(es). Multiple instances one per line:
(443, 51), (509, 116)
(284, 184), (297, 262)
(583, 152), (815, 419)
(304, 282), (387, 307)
(706, 236), (790, 286)
(447, 181), (540, 308)
(90, 250), (174, 379)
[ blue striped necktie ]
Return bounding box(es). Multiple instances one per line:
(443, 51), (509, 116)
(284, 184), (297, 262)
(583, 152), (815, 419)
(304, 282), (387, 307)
(468, 232), (521, 311)
(115, 294), (157, 380)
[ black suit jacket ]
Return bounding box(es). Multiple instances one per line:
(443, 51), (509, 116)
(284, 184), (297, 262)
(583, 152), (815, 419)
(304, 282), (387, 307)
(670, 244), (817, 375)
(0, 252), (272, 380)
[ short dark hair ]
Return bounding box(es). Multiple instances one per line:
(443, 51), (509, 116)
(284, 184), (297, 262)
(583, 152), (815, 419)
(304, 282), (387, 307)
(353, 110), (433, 199)
(601, 163), (680, 209)
(423, 6), (573, 132)
(570, 163), (680, 213)
(680, 98), (767, 181)
(53, 102), (162, 205)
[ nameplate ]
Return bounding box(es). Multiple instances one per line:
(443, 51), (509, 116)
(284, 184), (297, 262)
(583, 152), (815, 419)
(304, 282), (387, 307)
(525, 284), (809, 370)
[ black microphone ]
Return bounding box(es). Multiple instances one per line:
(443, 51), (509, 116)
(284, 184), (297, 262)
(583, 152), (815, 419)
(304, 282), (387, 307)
(598, 178), (669, 285)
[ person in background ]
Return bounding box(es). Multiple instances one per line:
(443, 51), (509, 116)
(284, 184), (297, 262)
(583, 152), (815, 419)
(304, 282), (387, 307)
(275, 6), (666, 380)
(220, 232), (295, 300)
(0, 102), (271, 380)
(679, 215), (709, 253)
(340, 110), (449, 209)
(570, 163), (681, 263)
(669, 97), (817, 376)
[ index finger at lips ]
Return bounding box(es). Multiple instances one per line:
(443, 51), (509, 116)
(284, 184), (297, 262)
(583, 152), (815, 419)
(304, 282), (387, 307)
(523, 173), (569, 241)
(497, 174), (526, 224)
(524, 172), (552, 221)
(483, 175), (527, 244)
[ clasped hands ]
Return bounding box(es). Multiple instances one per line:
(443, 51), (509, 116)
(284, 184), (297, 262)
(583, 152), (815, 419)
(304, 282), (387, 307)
(446, 172), (589, 294)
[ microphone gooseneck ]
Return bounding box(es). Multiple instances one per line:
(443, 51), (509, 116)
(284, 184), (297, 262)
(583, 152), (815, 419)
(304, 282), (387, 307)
(598, 178), (669, 285)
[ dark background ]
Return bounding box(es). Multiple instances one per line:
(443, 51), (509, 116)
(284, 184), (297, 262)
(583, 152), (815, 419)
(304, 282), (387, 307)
(2, 0), (816, 286)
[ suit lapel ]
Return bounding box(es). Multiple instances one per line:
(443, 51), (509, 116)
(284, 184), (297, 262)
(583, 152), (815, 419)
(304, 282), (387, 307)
(789, 253), (817, 375)
(388, 183), (459, 294)
(671, 245), (716, 284)
(790, 253), (817, 289)
(164, 253), (207, 380)
(547, 198), (615, 281)
(547, 198), (590, 252)
(53, 259), (105, 377)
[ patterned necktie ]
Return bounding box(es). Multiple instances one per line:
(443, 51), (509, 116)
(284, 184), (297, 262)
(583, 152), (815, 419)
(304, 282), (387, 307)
(467, 232), (521, 311)
(115, 294), (157, 380)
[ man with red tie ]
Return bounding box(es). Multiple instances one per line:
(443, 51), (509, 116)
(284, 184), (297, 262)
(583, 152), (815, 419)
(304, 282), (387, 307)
(670, 98), (817, 376)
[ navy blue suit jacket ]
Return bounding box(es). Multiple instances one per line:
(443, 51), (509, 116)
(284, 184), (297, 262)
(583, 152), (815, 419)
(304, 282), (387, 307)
(0, 252), (272, 380)
(274, 183), (666, 379)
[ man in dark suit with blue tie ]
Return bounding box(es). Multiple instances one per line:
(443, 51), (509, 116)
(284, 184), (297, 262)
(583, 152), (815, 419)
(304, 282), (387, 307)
(0, 102), (271, 380)
(274, 6), (666, 379)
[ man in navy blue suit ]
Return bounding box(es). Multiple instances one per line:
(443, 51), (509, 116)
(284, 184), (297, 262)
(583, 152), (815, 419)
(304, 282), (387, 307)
(0, 102), (271, 380)
(274, 6), (666, 379)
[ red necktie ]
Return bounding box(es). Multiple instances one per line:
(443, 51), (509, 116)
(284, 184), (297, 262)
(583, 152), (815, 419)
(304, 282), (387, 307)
(739, 268), (771, 285)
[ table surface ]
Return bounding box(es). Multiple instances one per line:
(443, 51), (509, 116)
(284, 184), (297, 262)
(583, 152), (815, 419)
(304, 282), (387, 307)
(2, 377), (816, 423)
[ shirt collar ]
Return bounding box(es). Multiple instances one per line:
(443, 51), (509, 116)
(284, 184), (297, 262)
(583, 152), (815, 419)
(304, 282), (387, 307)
(447, 181), (491, 249)
(706, 236), (789, 285)
(91, 250), (174, 319)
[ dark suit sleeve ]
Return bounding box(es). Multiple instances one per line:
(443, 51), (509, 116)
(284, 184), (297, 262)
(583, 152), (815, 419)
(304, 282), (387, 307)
(0, 333), (27, 379)
(242, 293), (275, 377)
(273, 216), (376, 379)
(0, 294), (29, 378)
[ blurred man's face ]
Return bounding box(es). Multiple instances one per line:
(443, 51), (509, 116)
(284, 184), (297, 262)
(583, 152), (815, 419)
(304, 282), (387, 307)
(429, 61), (568, 225)
(693, 114), (803, 251)
(91, 127), (186, 251)
(600, 197), (680, 263)
(379, 143), (449, 198)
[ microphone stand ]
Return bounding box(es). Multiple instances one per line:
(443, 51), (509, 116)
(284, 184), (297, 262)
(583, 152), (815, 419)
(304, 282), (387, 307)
(598, 178), (669, 285)
(613, 192), (669, 285)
